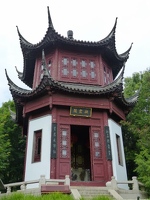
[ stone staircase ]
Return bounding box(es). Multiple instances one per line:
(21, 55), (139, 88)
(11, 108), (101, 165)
(70, 186), (148, 200)
(71, 186), (113, 199)
(117, 188), (147, 199)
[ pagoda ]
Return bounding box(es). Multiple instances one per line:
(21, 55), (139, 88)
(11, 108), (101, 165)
(6, 7), (137, 187)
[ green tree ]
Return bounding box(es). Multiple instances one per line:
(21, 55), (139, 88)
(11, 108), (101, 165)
(121, 72), (142, 179)
(0, 101), (26, 183)
(123, 70), (150, 192)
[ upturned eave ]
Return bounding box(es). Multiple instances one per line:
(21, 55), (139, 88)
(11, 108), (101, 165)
(16, 8), (132, 87)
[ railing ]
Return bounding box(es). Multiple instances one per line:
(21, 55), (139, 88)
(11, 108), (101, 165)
(107, 176), (144, 191)
(3, 175), (70, 194)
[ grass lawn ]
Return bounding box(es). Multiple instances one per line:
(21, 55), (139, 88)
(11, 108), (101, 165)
(0, 192), (112, 200)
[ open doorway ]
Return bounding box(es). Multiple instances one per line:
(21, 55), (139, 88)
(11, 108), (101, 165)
(71, 125), (91, 181)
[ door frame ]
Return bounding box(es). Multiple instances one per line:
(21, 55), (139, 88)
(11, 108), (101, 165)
(54, 108), (109, 185)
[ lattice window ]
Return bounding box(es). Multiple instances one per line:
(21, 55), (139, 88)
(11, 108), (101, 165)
(81, 70), (88, 78)
(62, 58), (69, 66)
(60, 128), (70, 158)
(60, 55), (98, 83)
(89, 61), (95, 69)
(62, 68), (69, 76)
(80, 59), (88, 79)
(81, 60), (87, 67)
(71, 59), (78, 67)
(72, 69), (78, 77)
(89, 61), (96, 80)
(71, 58), (78, 78)
(92, 130), (101, 159)
(61, 57), (70, 77)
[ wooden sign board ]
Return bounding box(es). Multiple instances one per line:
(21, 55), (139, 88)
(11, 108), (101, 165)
(104, 126), (112, 160)
(70, 107), (92, 117)
(51, 123), (57, 159)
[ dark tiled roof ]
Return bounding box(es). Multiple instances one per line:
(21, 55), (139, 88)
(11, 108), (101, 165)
(5, 66), (137, 106)
(16, 7), (132, 88)
(5, 60), (138, 125)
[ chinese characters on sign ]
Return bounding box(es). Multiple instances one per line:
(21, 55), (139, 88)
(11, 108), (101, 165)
(104, 126), (112, 160)
(51, 123), (57, 159)
(70, 107), (92, 117)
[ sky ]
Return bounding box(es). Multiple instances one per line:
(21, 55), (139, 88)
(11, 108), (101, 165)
(0, 0), (150, 106)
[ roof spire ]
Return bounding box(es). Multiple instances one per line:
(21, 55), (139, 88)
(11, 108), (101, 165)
(47, 6), (54, 28)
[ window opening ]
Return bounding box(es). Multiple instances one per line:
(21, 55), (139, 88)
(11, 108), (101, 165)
(104, 65), (111, 85)
(47, 59), (52, 75)
(116, 134), (123, 166)
(33, 130), (42, 162)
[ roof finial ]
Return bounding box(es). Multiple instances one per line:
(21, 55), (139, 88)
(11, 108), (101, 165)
(67, 30), (73, 39)
(47, 6), (54, 28)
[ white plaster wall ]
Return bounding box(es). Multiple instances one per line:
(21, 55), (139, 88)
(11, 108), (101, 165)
(108, 119), (128, 189)
(25, 115), (52, 187)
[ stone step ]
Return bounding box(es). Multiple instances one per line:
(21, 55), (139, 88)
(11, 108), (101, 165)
(70, 186), (112, 199)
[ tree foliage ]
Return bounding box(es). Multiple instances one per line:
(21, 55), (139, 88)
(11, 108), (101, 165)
(123, 70), (150, 192)
(0, 101), (26, 183)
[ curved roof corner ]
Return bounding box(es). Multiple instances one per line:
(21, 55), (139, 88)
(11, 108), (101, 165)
(47, 6), (54, 28)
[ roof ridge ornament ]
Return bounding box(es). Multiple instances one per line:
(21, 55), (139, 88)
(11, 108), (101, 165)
(16, 26), (21, 38)
(100, 17), (117, 43)
(5, 69), (32, 93)
(5, 69), (14, 87)
(41, 49), (50, 78)
(108, 17), (118, 39)
(15, 66), (23, 78)
(47, 6), (54, 29)
(119, 42), (133, 59)
(16, 26), (33, 46)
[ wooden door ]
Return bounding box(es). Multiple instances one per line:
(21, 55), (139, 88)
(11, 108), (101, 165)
(90, 126), (105, 181)
(57, 124), (71, 179)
